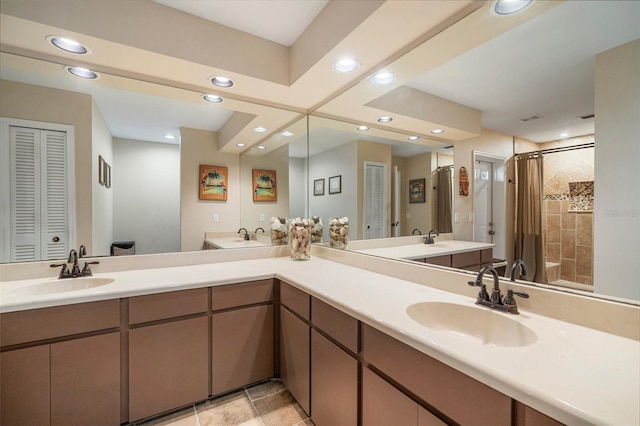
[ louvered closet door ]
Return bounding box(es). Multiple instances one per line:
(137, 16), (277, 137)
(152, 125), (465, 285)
(363, 163), (385, 239)
(9, 126), (69, 261)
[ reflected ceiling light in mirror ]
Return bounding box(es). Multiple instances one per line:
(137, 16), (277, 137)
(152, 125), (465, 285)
(408, 136), (420, 141)
(48, 36), (88, 54)
(560, 132), (569, 138)
(494, 0), (533, 15)
(202, 94), (223, 103)
(210, 76), (234, 88)
(377, 116), (393, 123)
(332, 58), (360, 73)
(236, 143), (246, 147)
(253, 126), (267, 133)
(256, 145), (267, 150)
(164, 134), (176, 140)
(65, 66), (98, 79)
(430, 129), (445, 134)
(281, 131), (294, 137)
(371, 71), (396, 85)
(356, 125), (370, 131)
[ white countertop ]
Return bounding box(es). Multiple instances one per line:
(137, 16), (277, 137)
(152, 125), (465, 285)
(354, 240), (494, 260)
(1, 256), (638, 425)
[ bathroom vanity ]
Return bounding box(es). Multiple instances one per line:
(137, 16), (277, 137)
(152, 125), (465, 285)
(0, 249), (638, 425)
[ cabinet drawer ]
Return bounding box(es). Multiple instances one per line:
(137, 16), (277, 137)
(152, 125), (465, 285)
(311, 297), (358, 354)
(129, 288), (208, 324)
(0, 300), (120, 347)
(280, 281), (310, 320)
(362, 324), (511, 426)
(423, 255), (451, 267)
(452, 250), (481, 268)
(211, 279), (273, 311)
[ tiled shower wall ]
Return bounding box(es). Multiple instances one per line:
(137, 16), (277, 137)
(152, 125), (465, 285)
(541, 135), (594, 285)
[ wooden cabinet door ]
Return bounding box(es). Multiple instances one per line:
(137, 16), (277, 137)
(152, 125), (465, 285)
(129, 316), (209, 422)
(311, 329), (357, 426)
(280, 306), (310, 415)
(51, 332), (120, 426)
(212, 305), (274, 395)
(363, 367), (418, 426)
(0, 345), (50, 426)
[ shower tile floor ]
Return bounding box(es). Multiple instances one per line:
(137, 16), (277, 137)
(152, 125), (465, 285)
(134, 379), (313, 426)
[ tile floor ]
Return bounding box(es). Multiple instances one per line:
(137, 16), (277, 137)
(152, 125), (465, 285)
(134, 379), (313, 426)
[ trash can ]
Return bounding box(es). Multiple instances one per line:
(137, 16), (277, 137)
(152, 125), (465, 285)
(111, 241), (135, 256)
(493, 258), (507, 277)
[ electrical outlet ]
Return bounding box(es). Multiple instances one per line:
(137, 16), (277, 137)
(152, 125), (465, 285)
(454, 213), (459, 223)
(469, 213), (474, 222)
(260, 213), (265, 222)
(213, 213), (219, 223)
(406, 212), (411, 219)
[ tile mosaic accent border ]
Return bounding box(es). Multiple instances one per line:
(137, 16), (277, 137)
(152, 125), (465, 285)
(568, 181), (594, 212)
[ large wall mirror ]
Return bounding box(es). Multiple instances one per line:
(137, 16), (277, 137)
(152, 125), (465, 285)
(1, 0), (638, 304)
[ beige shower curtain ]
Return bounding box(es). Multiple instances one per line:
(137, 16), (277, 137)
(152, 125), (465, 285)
(514, 153), (547, 283)
(437, 167), (453, 233)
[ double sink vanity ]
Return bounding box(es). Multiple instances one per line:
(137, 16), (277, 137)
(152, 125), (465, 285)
(0, 244), (638, 426)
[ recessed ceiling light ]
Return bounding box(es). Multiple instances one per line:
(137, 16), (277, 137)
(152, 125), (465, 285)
(236, 143), (246, 147)
(281, 131), (294, 137)
(408, 136), (420, 141)
(256, 145), (267, 150)
(202, 94), (223, 103)
(494, 0), (533, 15)
(356, 125), (370, 131)
(211, 76), (234, 88)
(65, 66), (98, 79)
(48, 36), (88, 54)
(253, 126), (267, 133)
(332, 58), (360, 73)
(164, 134), (176, 140)
(431, 129), (445, 134)
(560, 132), (569, 138)
(371, 71), (396, 85)
(377, 116), (393, 123)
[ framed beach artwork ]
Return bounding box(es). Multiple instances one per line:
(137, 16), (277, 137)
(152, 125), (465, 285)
(199, 165), (228, 201)
(409, 178), (425, 203)
(253, 169), (277, 202)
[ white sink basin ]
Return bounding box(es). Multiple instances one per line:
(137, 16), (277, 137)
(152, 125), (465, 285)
(10, 277), (115, 296)
(406, 302), (537, 347)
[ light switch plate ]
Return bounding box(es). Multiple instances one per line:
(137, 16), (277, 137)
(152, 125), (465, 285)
(454, 213), (459, 223)
(260, 213), (265, 222)
(213, 213), (219, 223)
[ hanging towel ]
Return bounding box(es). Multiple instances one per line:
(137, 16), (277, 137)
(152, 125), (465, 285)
(459, 167), (469, 196)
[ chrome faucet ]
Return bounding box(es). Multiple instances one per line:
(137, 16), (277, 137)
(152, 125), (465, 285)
(51, 246), (99, 278)
(468, 266), (529, 314)
(412, 228), (422, 235)
(238, 228), (250, 241)
(425, 229), (439, 244)
(510, 259), (527, 282)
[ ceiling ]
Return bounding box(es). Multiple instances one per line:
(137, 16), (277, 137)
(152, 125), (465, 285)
(1, 0), (639, 152)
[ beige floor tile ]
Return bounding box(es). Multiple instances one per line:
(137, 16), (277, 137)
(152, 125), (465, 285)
(137, 406), (199, 426)
(246, 380), (286, 401)
(252, 390), (307, 426)
(293, 419), (314, 426)
(197, 391), (259, 426)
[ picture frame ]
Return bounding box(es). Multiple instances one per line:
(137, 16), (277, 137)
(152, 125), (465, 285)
(329, 175), (342, 194)
(105, 163), (111, 189)
(313, 178), (325, 196)
(199, 165), (228, 201)
(253, 169), (277, 202)
(98, 155), (105, 185)
(409, 178), (426, 203)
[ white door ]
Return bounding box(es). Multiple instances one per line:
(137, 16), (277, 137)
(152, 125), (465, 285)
(474, 160), (494, 243)
(363, 162), (386, 239)
(392, 166), (401, 237)
(3, 125), (72, 261)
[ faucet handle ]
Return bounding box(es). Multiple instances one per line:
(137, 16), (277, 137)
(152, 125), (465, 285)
(82, 261), (100, 276)
(468, 281), (490, 302)
(503, 289), (529, 307)
(50, 263), (69, 279)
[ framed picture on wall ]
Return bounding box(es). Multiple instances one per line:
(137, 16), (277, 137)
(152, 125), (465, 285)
(98, 155), (105, 185)
(314, 178), (325, 196)
(253, 169), (277, 202)
(329, 175), (342, 194)
(105, 163), (111, 189)
(409, 178), (426, 203)
(199, 165), (228, 201)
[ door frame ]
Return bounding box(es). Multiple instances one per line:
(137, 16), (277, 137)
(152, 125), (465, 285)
(0, 117), (76, 262)
(472, 150), (506, 260)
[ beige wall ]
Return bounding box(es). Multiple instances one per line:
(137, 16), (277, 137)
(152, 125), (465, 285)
(0, 80), (94, 253)
(91, 100), (113, 256)
(180, 127), (240, 251)
(240, 145), (290, 233)
(402, 152), (431, 236)
(594, 39), (640, 300)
